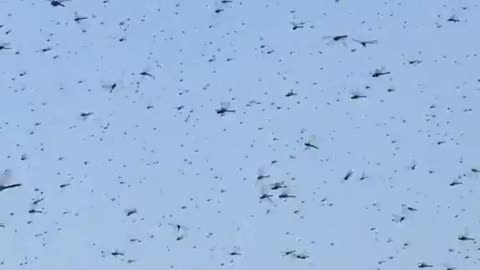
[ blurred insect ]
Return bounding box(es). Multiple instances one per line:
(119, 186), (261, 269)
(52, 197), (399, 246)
(350, 90), (367, 100)
(259, 185), (274, 203)
(0, 169), (22, 193)
(352, 39), (378, 47)
(139, 64), (156, 79)
(458, 227), (476, 243)
(229, 246), (242, 256)
(304, 135), (319, 150)
(392, 204), (416, 223)
(417, 262), (433, 268)
(168, 222), (188, 240)
(278, 188), (296, 199)
(257, 167), (271, 180)
(371, 67), (390, 78)
(80, 112), (94, 120)
(291, 22), (306, 30)
(270, 181), (287, 190)
(74, 12), (88, 23)
(49, 0), (69, 7)
(322, 34), (349, 46)
(102, 82), (117, 93)
(216, 102), (236, 115)
(0, 42), (11, 51)
(125, 208), (137, 216)
(343, 170), (353, 180)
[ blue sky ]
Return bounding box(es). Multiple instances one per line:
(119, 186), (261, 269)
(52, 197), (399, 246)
(1, 0), (480, 269)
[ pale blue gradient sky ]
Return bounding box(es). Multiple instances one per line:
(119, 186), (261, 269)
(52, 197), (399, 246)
(1, 0), (480, 269)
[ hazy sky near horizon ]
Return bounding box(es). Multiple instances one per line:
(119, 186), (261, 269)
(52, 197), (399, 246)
(1, 0), (480, 269)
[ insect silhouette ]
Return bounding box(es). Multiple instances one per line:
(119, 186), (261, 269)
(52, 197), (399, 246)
(0, 169), (22, 193)
(257, 167), (271, 180)
(102, 82), (117, 93)
(304, 135), (319, 150)
(216, 102), (236, 115)
(372, 67), (390, 78)
(49, 0), (69, 7)
(352, 39), (378, 47)
(0, 42), (11, 51)
(323, 35), (349, 46)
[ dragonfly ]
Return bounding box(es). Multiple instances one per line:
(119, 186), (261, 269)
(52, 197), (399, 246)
(304, 135), (319, 150)
(350, 90), (367, 100)
(322, 34), (349, 46)
(278, 188), (296, 199)
(259, 185), (274, 203)
(48, 0), (69, 7)
(257, 167), (271, 180)
(371, 67), (390, 78)
(352, 39), (378, 47)
(0, 42), (12, 51)
(0, 169), (22, 193)
(216, 102), (236, 115)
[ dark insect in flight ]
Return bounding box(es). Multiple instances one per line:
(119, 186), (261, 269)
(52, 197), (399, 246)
(216, 102), (236, 115)
(352, 39), (378, 47)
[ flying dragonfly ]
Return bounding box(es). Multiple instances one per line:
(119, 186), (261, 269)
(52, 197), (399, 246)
(229, 246), (242, 256)
(49, 0), (69, 7)
(74, 13), (88, 23)
(372, 67), (390, 78)
(0, 42), (11, 51)
(259, 185), (274, 202)
(290, 22), (306, 30)
(216, 102), (236, 115)
(257, 167), (270, 180)
(270, 181), (287, 190)
(304, 135), (319, 150)
(350, 90), (367, 100)
(458, 227), (476, 243)
(322, 34), (349, 46)
(278, 188), (296, 199)
(343, 170), (353, 180)
(0, 169), (22, 193)
(167, 222), (188, 240)
(352, 39), (378, 47)
(102, 82), (117, 93)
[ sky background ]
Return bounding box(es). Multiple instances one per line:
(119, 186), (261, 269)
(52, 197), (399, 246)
(1, 0), (480, 269)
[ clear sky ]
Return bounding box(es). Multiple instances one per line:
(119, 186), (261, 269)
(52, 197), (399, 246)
(1, 0), (480, 269)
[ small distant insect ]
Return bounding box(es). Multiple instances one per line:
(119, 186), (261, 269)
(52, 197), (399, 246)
(352, 39), (378, 47)
(458, 227), (476, 243)
(257, 167), (271, 180)
(449, 180), (463, 186)
(350, 90), (367, 99)
(216, 102), (236, 115)
(304, 135), (319, 150)
(168, 222), (188, 240)
(139, 65), (156, 79)
(229, 246), (242, 256)
(343, 170), (353, 180)
(102, 82), (117, 93)
(270, 182), (287, 190)
(291, 22), (306, 30)
(322, 34), (349, 46)
(0, 42), (11, 51)
(80, 112), (93, 120)
(74, 13), (88, 23)
(0, 169), (22, 193)
(278, 188), (296, 199)
(259, 185), (274, 201)
(125, 208), (137, 216)
(371, 67), (390, 78)
(49, 0), (69, 7)
(285, 89), (298, 97)
(417, 262), (433, 268)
